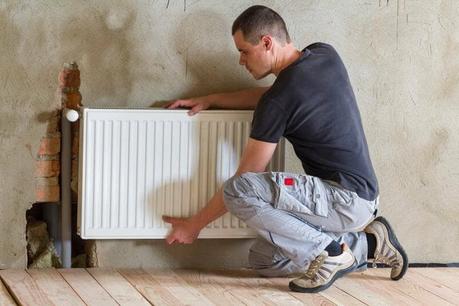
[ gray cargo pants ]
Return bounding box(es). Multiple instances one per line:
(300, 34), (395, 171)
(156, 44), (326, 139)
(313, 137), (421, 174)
(222, 172), (378, 277)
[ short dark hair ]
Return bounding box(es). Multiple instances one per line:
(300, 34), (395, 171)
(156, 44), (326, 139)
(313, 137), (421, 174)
(232, 5), (291, 45)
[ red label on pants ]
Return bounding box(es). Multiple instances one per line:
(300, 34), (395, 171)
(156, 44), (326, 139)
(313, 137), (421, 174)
(284, 178), (294, 186)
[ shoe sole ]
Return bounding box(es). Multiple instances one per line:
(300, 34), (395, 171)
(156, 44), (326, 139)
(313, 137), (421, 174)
(288, 260), (357, 293)
(374, 216), (409, 280)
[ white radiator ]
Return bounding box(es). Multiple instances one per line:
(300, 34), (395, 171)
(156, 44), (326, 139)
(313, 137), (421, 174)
(77, 107), (284, 239)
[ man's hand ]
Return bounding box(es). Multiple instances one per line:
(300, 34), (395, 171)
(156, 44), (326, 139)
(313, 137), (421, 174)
(164, 87), (270, 115)
(165, 96), (211, 116)
(162, 215), (202, 244)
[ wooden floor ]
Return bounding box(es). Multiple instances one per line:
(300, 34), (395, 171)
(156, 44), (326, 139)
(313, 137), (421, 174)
(0, 268), (457, 305)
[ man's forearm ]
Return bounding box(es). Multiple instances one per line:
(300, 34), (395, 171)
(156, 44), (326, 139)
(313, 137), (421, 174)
(207, 87), (270, 110)
(190, 188), (228, 229)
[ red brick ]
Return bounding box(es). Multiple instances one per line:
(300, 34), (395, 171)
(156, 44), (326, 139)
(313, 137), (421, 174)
(35, 160), (60, 177)
(58, 67), (80, 89)
(72, 133), (79, 155)
(61, 92), (82, 109)
(37, 137), (60, 155)
(35, 184), (60, 203)
(71, 158), (78, 175)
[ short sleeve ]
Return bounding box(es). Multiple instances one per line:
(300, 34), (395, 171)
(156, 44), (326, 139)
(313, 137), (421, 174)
(250, 98), (287, 143)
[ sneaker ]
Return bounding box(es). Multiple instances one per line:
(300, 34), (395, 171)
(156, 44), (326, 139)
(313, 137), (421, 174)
(289, 245), (357, 293)
(364, 216), (408, 280)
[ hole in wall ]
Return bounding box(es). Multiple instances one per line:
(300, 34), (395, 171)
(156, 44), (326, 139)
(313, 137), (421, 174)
(25, 202), (93, 268)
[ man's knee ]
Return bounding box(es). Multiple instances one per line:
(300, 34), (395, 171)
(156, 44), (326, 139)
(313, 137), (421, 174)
(222, 174), (257, 216)
(222, 175), (243, 210)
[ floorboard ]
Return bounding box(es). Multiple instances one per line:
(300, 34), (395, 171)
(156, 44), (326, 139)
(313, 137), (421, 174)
(403, 269), (459, 305)
(119, 268), (185, 306)
(58, 268), (118, 306)
(0, 276), (16, 306)
(334, 269), (422, 305)
(0, 269), (52, 306)
(368, 268), (453, 305)
(173, 268), (253, 305)
(27, 268), (85, 306)
(0, 267), (457, 305)
(87, 268), (150, 306)
(414, 268), (459, 292)
(190, 269), (314, 305)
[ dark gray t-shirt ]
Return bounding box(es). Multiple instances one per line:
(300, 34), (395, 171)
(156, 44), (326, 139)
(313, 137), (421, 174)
(250, 42), (378, 201)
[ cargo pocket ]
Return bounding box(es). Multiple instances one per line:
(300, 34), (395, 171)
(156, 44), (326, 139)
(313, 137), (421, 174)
(271, 173), (317, 216)
(310, 177), (330, 217)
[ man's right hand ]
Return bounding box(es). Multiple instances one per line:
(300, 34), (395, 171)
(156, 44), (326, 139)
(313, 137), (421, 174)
(165, 96), (211, 116)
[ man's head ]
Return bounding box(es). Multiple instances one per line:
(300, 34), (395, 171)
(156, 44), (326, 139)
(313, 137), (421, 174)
(232, 5), (291, 79)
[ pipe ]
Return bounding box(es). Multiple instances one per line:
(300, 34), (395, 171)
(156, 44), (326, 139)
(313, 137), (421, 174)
(42, 204), (61, 258)
(61, 108), (78, 268)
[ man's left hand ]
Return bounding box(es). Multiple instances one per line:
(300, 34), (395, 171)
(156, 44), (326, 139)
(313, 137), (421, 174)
(162, 216), (202, 244)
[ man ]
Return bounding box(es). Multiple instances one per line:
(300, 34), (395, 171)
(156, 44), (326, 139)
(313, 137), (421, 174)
(163, 5), (408, 293)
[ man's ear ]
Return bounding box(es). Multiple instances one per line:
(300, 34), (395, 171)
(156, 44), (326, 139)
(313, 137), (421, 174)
(261, 35), (273, 51)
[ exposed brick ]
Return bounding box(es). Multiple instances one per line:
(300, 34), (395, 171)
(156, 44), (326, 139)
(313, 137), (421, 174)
(61, 92), (82, 110)
(35, 160), (60, 177)
(71, 156), (79, 194)
(36, 154), (59, 161)
(58, 65), (80, 89)
(46, 131), (61, 138)
(35, 184), (60, 203)
(35, 177), (59, 186)
(72, 132), (79, 155)
(71, 158), (78, 175)
(37, 136), (60, 156)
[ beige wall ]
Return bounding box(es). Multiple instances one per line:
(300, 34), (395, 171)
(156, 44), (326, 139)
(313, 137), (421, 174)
(1, 0), (458, 268)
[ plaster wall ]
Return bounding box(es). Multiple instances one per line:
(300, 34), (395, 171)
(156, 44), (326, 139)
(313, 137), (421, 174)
(0, 0), (457, 268)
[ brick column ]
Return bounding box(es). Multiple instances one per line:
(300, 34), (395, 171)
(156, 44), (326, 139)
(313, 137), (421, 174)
(35, 62), (82, 203)
(35, 116), (61, 202)
(58, 62), (82, 202)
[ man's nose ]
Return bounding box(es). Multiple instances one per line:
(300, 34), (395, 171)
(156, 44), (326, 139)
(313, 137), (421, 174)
(239, 55), (245, 65)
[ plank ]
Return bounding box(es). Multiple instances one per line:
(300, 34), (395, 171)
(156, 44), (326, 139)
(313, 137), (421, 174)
(58, 268), (118, 306)
(266, 275), (337, 306)
(142, 268), (216, 305)
(191, 269), (329, 306)
(174, 268), (268, 305)
(414, 268), (459, 292)
(318, 285), (367, 306)
(368, 268), (453, 305)
(320, 286), (366, 306)
(87, 268), (150, 306)
(0, 269), (52, 306)
(27, 268), (85, 306)
(0, 276), (16, 306)
(119, 268), (183, 306)
(333, 269), (422, 305)
(404, 269), (459, 305)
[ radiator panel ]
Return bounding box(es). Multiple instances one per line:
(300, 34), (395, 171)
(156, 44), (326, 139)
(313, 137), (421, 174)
(78, 108), (284, 239)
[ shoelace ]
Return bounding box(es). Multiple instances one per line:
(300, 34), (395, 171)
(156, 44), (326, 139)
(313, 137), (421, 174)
(304, 253), (327, 279)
